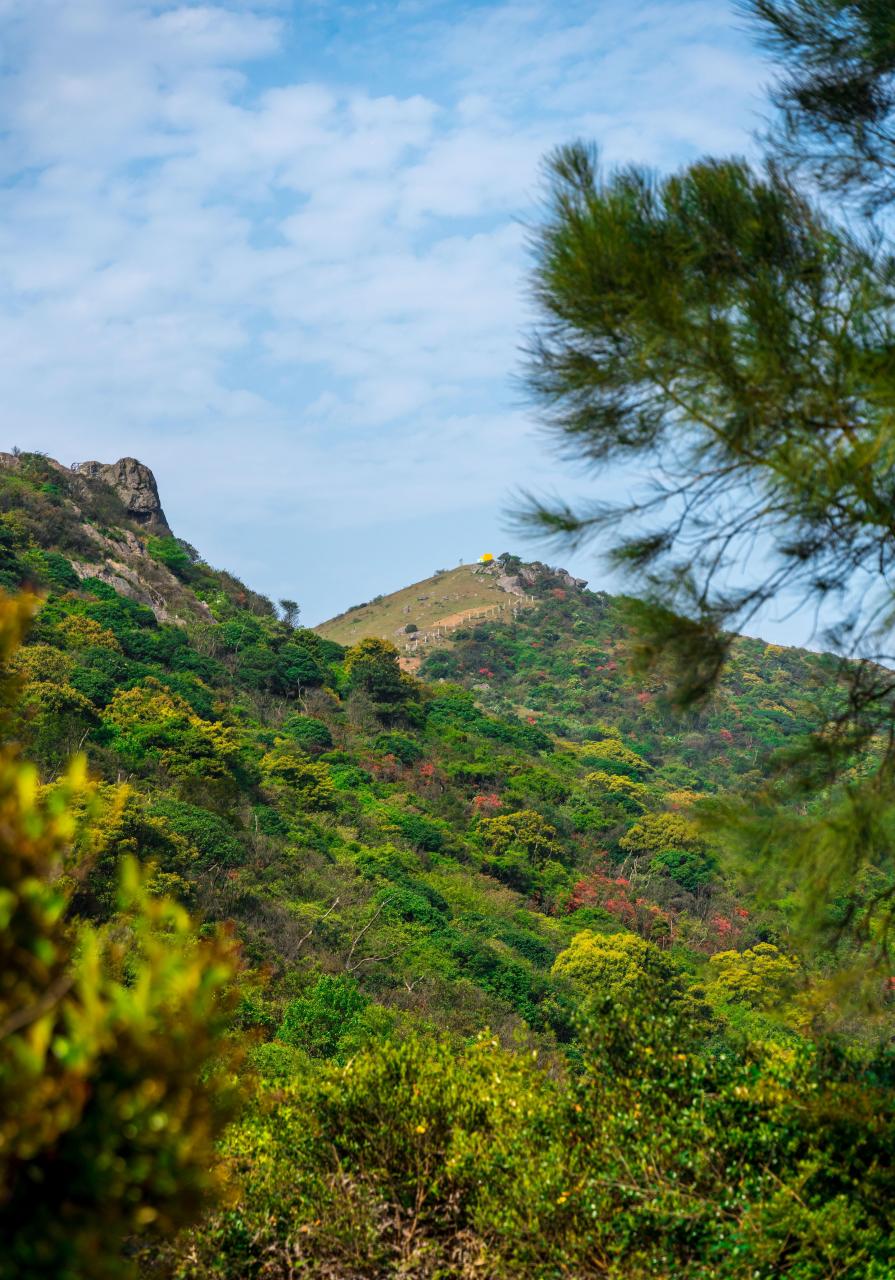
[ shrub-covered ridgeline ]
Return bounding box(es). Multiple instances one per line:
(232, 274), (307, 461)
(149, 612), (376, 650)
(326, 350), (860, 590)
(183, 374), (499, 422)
(0, 454), (894, 1277)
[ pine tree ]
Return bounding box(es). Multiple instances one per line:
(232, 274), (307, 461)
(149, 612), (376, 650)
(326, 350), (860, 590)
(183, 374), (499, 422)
(747, 1), (895, 210)
(523, 3), (895, 964)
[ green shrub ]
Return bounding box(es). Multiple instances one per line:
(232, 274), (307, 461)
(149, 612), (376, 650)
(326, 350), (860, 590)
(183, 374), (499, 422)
(650, 845), (717, 891)
(234, 643), (277, 689)
(277, 975), (371, 1060)
(148, 798), (244, 868)
(381, 886), (447, 928)
(390, 810), (447, 852)
(41, 551), (80, 590)
(281, 715), (333, 754)
(252, 804), (289, 837)
(119, 626), (191, 666)
(497, 924), (554, 968)
(81, 579), (157, 630)
(481, 845), (537, 894)
(147, 536), (193, 578)
(69, 646), (144, 708)
(374, 731), (423, 765)
(447, 759), (503, 785)
(345, 637), (408, 702)
(273, 643), (325, 693)
(155, 672), (216, 719)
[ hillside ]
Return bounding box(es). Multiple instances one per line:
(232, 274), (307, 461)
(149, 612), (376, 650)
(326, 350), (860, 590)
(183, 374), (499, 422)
(2, 452), (893, 1278)
(320, 551), (837, 798)
(315, 560), (540, 662)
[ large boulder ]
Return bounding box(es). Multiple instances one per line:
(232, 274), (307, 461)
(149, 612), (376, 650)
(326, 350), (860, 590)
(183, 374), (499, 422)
(75, 457), (171, 535)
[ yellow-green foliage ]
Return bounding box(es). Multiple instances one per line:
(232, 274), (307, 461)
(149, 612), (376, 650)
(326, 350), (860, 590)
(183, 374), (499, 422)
(478, 809), (562, 863)
(0, 594), (242, 1280)
(552, 929), (678, 997)
(160, 1033), (563, 1279)
(81, 784), (203, 908)
(584, 770), (654, 808)
(344, 636), (409, 702)
(11, 642), (74, 683)
(57, 613), (122, 651)
(708, 942), (801, 1010)
(162, 996), (895, 1279)
(14, 643), (94, 762)
(104, 679), (242, 782)
(579, 737), (651, 772)
(20, 678), (96, 723)
(261, 745), (336, 810)
(619, 810), (704, 855)
(562, 721), (621, 746)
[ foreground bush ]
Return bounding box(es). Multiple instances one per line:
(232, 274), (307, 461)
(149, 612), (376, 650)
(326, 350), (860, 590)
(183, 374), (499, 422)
(0, 594), (242, 1280)
(157, 993), (895, 1279)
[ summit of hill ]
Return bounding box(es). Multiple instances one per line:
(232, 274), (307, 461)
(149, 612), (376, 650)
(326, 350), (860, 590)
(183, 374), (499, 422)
(316, 555), (587, 663)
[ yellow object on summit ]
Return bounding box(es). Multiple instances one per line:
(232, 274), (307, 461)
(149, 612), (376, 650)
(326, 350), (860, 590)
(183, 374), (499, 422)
(478, 553), (494, 564)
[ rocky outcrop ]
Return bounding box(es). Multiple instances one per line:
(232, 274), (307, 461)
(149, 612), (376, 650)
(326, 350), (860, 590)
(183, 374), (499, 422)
(492, 559), (588, 595)
(0, 450), (218, 626)
(496, 573), (528, 596)
(58, 517), (211, 625)
(549, 567), (589, 592)
(74, 457), (171, 535)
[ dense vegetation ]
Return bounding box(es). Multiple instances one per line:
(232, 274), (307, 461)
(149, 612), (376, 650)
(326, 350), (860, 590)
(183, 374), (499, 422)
(0, 456), (893, 1277)
(0, 591), (241, 1280)
(4, 6), (895, 1276)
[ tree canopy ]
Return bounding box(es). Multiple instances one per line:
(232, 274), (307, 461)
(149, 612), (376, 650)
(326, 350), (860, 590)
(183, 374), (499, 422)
(522, 1), (895, 963)
(748, 0), (895, 209)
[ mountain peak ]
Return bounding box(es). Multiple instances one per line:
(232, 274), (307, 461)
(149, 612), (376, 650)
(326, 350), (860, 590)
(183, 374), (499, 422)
(316, 555), (588, 662)
(73, 456), (171, 535)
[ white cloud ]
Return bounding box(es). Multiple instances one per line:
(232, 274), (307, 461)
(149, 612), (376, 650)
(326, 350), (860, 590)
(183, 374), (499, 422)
(0, 0), (770, 621)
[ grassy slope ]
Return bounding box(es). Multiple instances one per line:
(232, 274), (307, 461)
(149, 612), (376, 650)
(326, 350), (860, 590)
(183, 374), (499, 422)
(316, 563), (533, 655)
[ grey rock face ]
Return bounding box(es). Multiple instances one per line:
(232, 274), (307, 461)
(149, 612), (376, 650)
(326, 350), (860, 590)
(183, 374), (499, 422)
(75, 457), (171, 535)
(512, 562), (588, 593)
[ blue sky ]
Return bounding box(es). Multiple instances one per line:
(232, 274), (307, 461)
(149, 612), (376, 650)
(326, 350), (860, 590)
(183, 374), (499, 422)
(0, 0), (780, 631)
